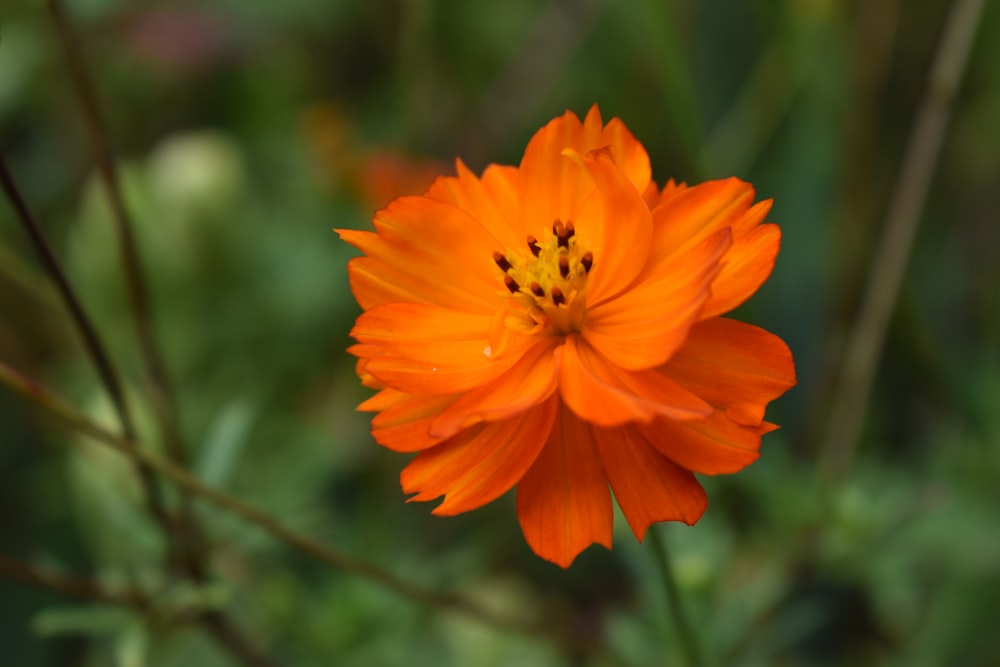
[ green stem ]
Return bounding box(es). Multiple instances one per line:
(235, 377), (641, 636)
(649, 527), (704, 667)
(0, 360), (601, 659)
(0, 552), (147, 610)
(817, 0), (986, 480)
(0, 151), (171, 533)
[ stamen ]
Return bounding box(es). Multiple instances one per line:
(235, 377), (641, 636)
(581, 251), (593, 273)
(529, 282), (545, 297)
(550, 286), (565, 306)
(558, 255), (570, 278)
(526, 236), (541, 257)
(493, 252), (512, 272)
(554, 219), (571, 248)
(504, 275), (520, 293)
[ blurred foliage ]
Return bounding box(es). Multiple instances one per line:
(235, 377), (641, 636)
(1, 0), (998, 665)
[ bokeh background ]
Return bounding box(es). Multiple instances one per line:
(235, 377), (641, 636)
(1, 0), (998, 665)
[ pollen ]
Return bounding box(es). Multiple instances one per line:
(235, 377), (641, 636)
(491, 219), (593, 334)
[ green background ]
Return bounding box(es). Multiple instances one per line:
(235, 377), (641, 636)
(1, 0), (998, 665)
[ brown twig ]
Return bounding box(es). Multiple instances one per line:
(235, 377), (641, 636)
(45, 0), (190, 479)
(0, 151), (170, 533)
(0, 552), (277, 665)
(0, 360), (605, 658)
(42, 5), (277, 663)
(818, 0), (986, 479)
(0, 552), (147, 610)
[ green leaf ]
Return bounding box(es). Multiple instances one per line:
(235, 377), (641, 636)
(31, 604), (134, 638)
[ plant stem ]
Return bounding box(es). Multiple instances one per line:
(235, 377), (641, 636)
(0, 151), (171, 533)
(649, 527), (704, 667)
(0, 360), (598, 657)
(45, 0), (193, 498)
(42, 5), (249, 659)
(818, 0), (986, 479)
(0, 552), (147, 610)
(0, 152), (270, 666)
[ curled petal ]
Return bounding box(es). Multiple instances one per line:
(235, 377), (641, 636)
(559, 337), (711, 427)
(647, 177), (758, 271)
(401, 398), (558, 515)
(597, 111), (653, 195)
(517, 406), (613, 568)
(360, 389), (457, 452)
(429, 338), (560, 439)
(637, 411), (773, 475)
(663, 318), (797, 426)
(584, 228), (730, 370)
(702, 221), (780, 318)
(593, 424), (708, 540)
(563, 147), (654, 304)
(518, 106), (652, 236)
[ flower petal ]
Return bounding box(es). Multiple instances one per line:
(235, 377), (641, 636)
(360, 389), (456, 453)
(702, 222), (781, 318)
(336, 196), (504, 312)
(593, 424), (708, 540)
(429, 337), (560, 439)
(518, 106), (652, 237)
(401, 398), (558, 515)
(350, 303), (526, 394)
(663, 317), (797, 425)
(558, 336), (711, 427)
(563, 147), (654, 304)
(583, 228), (730, 370)
(516, 405), (613, 568)
(637, 411), (772, 475)
(426, 161), (524, 250)
(647, 177), (758, 271)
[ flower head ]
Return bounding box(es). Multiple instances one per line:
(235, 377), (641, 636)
(338, 106), (796, 567)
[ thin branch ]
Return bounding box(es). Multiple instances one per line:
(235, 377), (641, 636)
(0, 149), (274, 665)
(0, 552), (278, 666)
(0, 361), (602, 658)
(197, 612), (280, 667)
(45, 0), (190, 474)
(0, 241), (61, 309)
(0, 151), (170, 532)
(818, 0), (986, 479)
(0, 552), (148, 610)
(45, 0), (218, 634)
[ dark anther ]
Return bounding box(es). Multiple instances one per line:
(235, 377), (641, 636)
(530, 282), (545, 297)
(526, 235), (541, 257)
(504, 275), (520, 293)
(493, 251), (512, 272)
(558, 255), (570, 278)
(555, 220), (575, 248)
(581, 251), (593, 273)
(551, 286), (566, 306)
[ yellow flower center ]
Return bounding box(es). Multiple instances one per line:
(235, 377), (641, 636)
(493, 220), (593, 336)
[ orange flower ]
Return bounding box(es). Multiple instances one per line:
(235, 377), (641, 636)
(338, 106), (796, 567)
